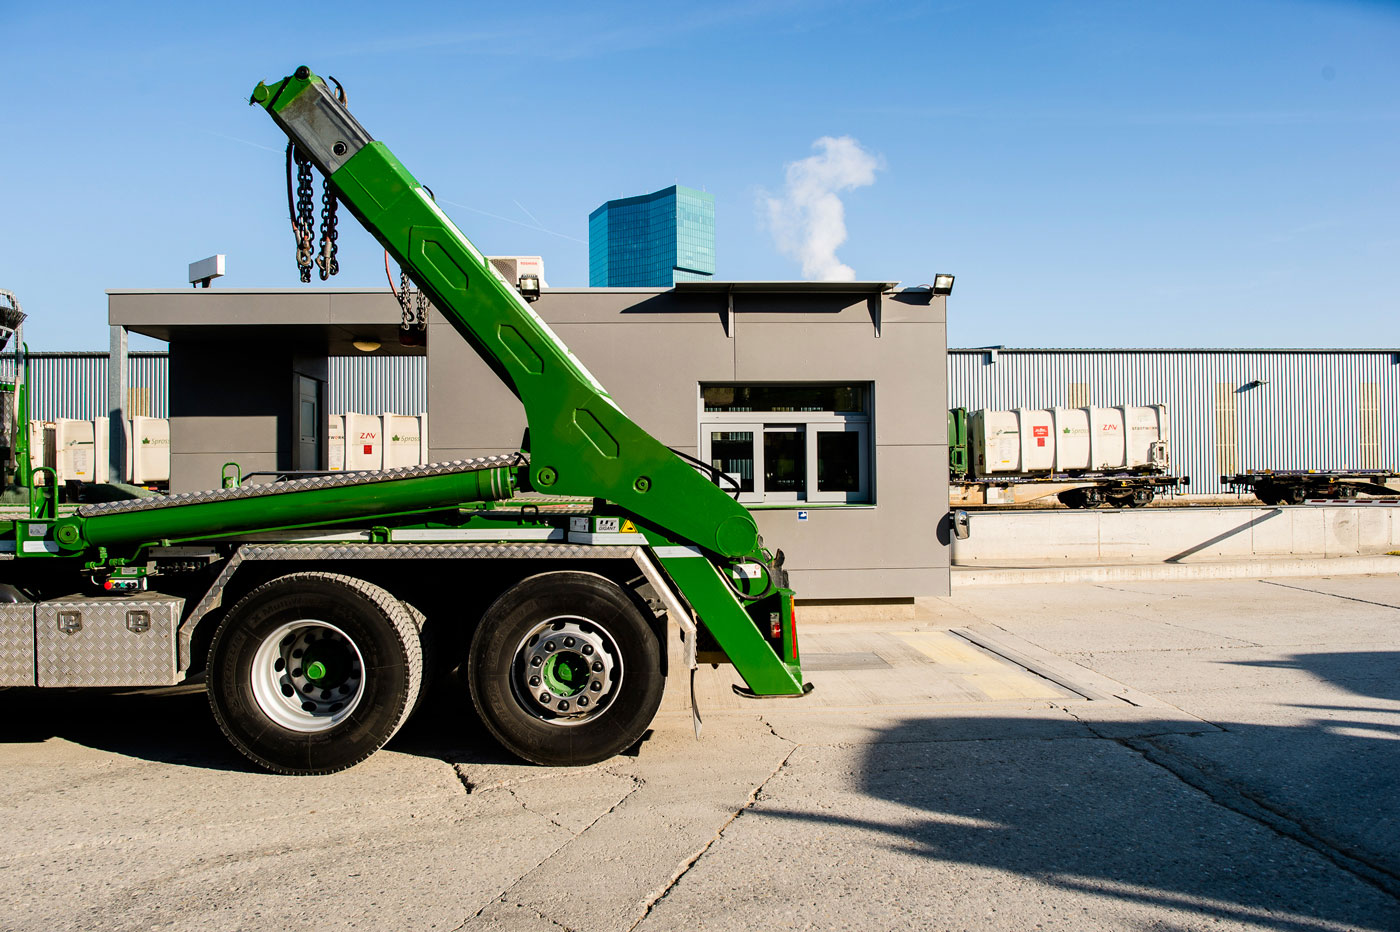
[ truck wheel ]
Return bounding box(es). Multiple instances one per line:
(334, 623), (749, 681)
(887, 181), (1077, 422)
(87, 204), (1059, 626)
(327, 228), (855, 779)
(468, 571), (663, 767)
(207, 572), (422, 775)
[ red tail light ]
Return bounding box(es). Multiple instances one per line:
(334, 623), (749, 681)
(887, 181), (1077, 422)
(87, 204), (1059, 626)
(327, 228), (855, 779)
(790, 603), (798, 660)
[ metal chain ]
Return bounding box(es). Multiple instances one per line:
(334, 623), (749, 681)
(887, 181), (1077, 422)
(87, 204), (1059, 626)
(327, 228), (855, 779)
(397, 270), (428, 329)
(399, 269), (414, 330)
(293, 147), (316, 283)
(317, 182), (339, 280)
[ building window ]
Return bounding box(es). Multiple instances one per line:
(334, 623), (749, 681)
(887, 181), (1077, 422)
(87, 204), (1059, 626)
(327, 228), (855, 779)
(698, 383), (872, 504)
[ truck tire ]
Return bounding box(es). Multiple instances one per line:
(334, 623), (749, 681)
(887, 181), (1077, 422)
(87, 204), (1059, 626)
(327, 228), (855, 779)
(207, 572), (423, 775)
(468, 571), (664, 767)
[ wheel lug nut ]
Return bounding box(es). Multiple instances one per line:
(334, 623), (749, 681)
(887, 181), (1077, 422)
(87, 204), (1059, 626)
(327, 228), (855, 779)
(539, 692), (551, 703)
(591, 661), (603, 672)
(531, 656), (542, 667)
(590, 681), (601, 691)
(558, 701), (569, 711)
(529, 675), (541, 687)
(544, 641), (556, 652)
(582, 644), (593, 655)
(564, 636), (576, 648)
(578, 697), (589, 707)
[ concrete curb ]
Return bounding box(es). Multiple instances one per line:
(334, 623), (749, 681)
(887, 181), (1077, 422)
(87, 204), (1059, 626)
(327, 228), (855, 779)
(952, 554), (1398, 587)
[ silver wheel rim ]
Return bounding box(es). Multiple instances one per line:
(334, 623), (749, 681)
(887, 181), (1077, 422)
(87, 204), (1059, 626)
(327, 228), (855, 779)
(250, 620), (365, 733)
(511, 616), (621, 726)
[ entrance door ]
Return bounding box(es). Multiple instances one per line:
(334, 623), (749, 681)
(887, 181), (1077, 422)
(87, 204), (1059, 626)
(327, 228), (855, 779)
(295, 374), (323, 471)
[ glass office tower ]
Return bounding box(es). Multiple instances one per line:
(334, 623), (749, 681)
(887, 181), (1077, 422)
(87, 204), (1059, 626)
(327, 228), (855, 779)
(588, 185), (715, 287)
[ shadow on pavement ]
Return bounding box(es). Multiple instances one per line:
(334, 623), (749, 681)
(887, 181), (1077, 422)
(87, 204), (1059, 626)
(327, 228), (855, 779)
(1228, 650), (1400, 705)
(0, 683), (252, 771)
(745, 649), (1400, 931)
(0, 670), (519, 771)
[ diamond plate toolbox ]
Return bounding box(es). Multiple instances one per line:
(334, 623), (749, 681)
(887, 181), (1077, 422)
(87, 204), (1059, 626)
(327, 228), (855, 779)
(36, 596), (183, 687)
(0, 603), (36, 686)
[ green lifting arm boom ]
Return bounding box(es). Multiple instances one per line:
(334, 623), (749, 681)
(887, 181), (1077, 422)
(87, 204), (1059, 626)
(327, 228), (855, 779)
(249, 67), (806, 696)
(252, 68), (759, 560)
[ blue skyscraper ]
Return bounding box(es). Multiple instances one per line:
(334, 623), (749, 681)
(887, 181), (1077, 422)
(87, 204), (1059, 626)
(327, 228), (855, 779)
(588, 185), (715, 287)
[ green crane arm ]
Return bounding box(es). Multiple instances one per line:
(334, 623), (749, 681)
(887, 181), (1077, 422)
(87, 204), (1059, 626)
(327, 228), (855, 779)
(250, 68), (760, 560)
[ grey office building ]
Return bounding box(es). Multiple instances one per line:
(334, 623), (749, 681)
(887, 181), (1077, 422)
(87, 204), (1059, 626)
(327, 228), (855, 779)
(107, 282), (951, 600)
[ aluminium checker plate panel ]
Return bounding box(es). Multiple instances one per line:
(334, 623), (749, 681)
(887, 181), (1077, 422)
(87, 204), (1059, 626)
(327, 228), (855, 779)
(173, 542), (642, 670)
(0, 603), (36, 686)
(35, 596), (184, 687)
(75, 455), (526, 517)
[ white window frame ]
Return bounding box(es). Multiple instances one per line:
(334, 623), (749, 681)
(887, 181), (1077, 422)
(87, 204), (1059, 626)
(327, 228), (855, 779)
(698, 384), (873, 505)
(760, 424), (806, 503)
(700, 422), (764, 504)
(808, 421), (870, 503)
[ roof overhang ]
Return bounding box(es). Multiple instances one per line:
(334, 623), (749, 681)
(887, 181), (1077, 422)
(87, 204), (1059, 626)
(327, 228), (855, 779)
(673, 280), (901, 294)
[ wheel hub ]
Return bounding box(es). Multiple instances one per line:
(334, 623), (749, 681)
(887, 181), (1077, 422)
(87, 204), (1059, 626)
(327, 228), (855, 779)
(251, 620), (365, 733)
(513, 618), (620, 724)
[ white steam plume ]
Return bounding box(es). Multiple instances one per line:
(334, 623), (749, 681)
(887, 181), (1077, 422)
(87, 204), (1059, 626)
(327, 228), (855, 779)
(761, 136), (882, 281)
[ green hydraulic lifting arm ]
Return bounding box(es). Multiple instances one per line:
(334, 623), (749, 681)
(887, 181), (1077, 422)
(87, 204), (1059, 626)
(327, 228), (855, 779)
(248, 67), (806, 696)
(252, 68), (758, 559)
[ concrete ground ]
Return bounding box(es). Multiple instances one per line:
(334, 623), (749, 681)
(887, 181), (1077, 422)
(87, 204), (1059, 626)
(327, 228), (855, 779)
(2, 573), (1397, 931)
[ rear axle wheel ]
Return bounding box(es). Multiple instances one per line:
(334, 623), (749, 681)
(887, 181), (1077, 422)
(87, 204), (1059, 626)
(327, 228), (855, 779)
(208, 572), (422, 775)
(468, 571), (663, 766)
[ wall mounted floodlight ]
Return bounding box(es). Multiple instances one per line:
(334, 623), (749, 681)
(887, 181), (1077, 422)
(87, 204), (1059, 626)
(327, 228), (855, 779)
(931, 273), (955, 296)
(518, 273), (541, 302)
(188, 254), (226, 289)
(352, 339), (381, 353)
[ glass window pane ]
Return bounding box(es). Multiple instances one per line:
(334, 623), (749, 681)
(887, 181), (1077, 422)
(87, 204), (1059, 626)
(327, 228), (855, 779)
(299, 401), (318, 443)
(710, 431), (754, 493)
(702, 384), (866, 414)
(764, 429), (806, 494)
(817, 430), (860, 492)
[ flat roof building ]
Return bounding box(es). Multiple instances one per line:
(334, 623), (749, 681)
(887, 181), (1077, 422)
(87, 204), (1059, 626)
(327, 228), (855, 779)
(588, 185), (715, 287)
(107, 280), (950, 602)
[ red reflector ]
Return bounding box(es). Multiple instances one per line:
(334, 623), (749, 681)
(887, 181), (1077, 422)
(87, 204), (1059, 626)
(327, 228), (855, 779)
(363, 444), (373, 455)
(791, 603), (798, 659)
(103, 580), (113, 590)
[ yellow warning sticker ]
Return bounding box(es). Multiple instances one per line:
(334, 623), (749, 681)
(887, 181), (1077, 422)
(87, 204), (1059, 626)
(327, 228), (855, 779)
(620, 519), (637, 533)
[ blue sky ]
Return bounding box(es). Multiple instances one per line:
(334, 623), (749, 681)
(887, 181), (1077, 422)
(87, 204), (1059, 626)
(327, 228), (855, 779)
(1, 0), (1395, 350)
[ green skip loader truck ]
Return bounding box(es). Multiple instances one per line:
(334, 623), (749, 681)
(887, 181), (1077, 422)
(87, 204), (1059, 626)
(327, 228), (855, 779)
(0, 67), (810, 775)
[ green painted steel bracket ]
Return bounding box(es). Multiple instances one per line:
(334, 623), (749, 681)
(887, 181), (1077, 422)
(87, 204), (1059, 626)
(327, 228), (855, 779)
(656, 550), (803, 695)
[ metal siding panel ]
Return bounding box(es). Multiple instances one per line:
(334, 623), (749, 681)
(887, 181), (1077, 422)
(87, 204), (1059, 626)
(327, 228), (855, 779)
(329, 356), (427, 415)
(948, 350), (1400, 495)
(19, 352), (426, 423)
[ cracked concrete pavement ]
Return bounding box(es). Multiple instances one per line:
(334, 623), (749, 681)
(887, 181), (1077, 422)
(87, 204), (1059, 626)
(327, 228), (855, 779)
(1, 573), (1397, 931)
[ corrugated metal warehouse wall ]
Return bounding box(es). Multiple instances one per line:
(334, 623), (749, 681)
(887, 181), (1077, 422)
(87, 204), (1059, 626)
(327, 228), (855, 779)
(949, 349), (1400, 494)
(26, 351), (169, 420)
(329, 356), (426, 414)
(19, 353), (427, 421)
(20, 349), (1399, 495)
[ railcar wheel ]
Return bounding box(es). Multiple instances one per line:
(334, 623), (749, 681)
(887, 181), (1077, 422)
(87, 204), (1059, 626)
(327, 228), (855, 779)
(468, 571), (663, 767)
(207, 572), (422, 775)
(1058, 489), (1090, 509)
